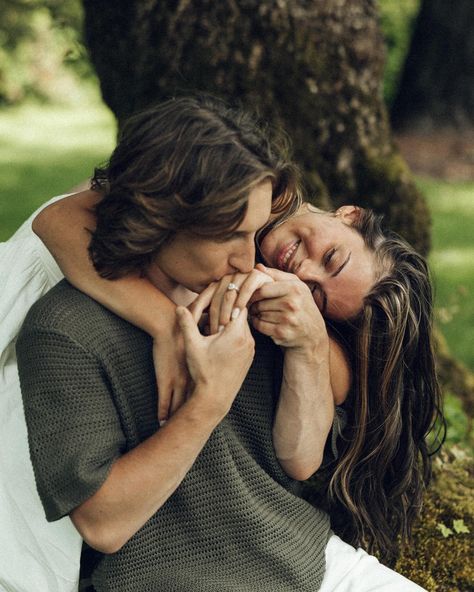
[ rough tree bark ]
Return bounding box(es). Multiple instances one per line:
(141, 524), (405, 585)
(82, 0), (431, 255)
(391, 0), (474, 131)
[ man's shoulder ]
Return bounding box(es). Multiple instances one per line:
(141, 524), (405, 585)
(21, 279), (145, 349)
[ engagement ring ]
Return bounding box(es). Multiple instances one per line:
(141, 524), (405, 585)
(227, 283), (239, 292)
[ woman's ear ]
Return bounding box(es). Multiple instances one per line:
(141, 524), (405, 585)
(335, 205), (362, 226)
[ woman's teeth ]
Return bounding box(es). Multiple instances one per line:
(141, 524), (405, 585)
(282, 241), (299, 271)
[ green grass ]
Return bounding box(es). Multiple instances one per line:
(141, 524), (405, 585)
(417, 178), (474, 372)
(0, 98), (116, 240)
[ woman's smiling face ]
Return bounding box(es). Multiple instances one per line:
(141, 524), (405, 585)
(259, 203), (378, 320)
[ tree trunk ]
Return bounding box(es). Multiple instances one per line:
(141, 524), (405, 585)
(82, 0), (431, 255)
(391, 0), (474, 131)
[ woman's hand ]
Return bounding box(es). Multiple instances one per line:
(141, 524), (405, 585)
(153, 321), (189, 426)
(203, 263), (327, 352)
(205, 268), (274, 335)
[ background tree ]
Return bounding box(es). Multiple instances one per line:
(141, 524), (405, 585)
(0, 0), (91, 104)
(82, 0), (431, 255)
(391, 0), (474, 131)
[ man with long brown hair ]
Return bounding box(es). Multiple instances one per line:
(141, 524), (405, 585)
(15, 96), (311, 591)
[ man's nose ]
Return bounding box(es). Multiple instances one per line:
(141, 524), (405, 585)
(229, 243), (256, 273)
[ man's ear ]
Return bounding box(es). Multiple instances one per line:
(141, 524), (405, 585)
(335, 205), (362, 226)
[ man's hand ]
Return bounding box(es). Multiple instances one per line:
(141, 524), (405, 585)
(176, 305), (255, 420)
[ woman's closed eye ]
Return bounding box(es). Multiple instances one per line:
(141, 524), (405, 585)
(323, 247), (336, 268)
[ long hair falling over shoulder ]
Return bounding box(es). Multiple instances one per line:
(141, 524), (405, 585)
(326, 210), (446, 565)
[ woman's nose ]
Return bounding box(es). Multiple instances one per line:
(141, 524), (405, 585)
(296, 258), (325, 282)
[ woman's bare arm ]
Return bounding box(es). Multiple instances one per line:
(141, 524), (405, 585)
(200, 265), (351, 480)
(33, 191), (175, 335)
(33, 191), (188, 422)
(272, 336), (350, 481)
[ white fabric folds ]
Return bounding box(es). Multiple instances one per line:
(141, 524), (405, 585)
(0, 196), (82, 592)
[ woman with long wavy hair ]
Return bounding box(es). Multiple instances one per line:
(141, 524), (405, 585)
(256, 203), (445, 565)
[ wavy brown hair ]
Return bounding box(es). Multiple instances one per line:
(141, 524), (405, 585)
(89, 95), (301, 278)
(322, 210), (446, 564)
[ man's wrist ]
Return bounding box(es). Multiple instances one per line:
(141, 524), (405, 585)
(182, 388), (228, 429)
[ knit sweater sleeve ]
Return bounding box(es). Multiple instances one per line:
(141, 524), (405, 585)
(17, 325), (126, 523)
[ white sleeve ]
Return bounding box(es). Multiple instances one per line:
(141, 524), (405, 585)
(0, 195), (66, 360)
(0, 194), (82, 591)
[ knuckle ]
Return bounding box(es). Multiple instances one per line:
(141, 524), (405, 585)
(288, 314), (298, 327)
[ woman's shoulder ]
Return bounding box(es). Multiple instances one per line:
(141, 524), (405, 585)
(7, 194), (71, 242)
(0, 196), (67, 355)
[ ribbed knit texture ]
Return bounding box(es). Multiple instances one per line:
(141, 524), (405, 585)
(17, 280), (334, 592)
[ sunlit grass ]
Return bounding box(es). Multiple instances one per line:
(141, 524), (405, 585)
(0, 96), (116, 240)
(434, 249), (474, 267)
(417, 177), (474, 372)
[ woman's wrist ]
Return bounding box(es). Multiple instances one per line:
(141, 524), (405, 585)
(286, 334), (330, 362)
(147, 310), (178, 340)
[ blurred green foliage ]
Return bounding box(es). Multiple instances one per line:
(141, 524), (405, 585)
(0, 99), (115, 240)
(395, 446), (473, 590)
(0, 0), (93, 105)
(443, 392), (471, 449)
(378, 0), (421, 105)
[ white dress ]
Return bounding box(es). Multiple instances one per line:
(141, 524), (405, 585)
(0, 196), (82, 592)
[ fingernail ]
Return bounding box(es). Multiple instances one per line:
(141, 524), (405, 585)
(231, 308), (240, 320)
(218, 325), (225, 332)
(159, 419), (168, 427)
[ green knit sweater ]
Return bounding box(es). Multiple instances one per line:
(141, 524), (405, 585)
(17, 280), (335, 592)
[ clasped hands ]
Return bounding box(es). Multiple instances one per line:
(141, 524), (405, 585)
(154, 264), (327, 425)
